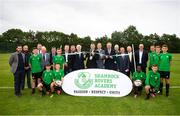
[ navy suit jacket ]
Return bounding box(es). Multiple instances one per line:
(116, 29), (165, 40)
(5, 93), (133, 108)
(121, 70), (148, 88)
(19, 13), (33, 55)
(116, 54), (130, 72)
(72, 53), (85, 71)
(86, 50), (98, 68)
(135, 50), (148, 69)
(104, 49), (116, 70)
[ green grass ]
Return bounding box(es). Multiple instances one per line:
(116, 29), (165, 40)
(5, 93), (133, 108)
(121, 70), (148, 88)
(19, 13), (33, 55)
(0, 53), (180, 115)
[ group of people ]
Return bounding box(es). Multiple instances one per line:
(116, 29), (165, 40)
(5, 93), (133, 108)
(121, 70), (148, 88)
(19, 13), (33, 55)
(9, 42), (172, 100)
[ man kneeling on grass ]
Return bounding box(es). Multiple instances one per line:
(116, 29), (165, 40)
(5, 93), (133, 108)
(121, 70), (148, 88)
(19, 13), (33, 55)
(145, 64), (160, 100)
(51, 64), (64, 95)
(38, 64), (54, 96)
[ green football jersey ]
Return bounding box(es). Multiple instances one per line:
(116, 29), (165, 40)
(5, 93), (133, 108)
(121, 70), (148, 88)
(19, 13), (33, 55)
(53, 55), (65, 69)
(145, 71), (160, 91)
(132, 71), (146, 81)
(53, 69), (64, 81)
(159, 53), (172, 71)
(29, 54), (42, 73)
(42, 70), (54, 85)
(149, 52), (160, 68)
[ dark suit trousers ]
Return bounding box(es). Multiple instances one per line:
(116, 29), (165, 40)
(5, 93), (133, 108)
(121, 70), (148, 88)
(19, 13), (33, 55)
(22, 69), (31, 89)
(14, 70), (25, 95)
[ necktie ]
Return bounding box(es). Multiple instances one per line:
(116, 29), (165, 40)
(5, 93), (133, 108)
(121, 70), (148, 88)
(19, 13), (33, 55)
(43, 54), (45, 61)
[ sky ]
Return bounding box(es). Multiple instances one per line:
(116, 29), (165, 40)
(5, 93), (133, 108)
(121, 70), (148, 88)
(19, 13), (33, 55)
(0, 0), (179, 39)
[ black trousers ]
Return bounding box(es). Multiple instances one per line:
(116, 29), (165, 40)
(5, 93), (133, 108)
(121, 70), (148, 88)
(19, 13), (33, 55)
(22, 69), (31, 89)
(13, 70), (25, 95)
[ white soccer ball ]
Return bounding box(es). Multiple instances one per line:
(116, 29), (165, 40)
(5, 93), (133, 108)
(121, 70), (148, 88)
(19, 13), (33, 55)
(134, 80), (142, 87)
(55, 80), (62, 86)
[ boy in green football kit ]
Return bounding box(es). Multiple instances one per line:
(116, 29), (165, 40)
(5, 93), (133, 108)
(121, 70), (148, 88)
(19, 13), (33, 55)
(159, 44), (172, 97)
(149, 45), (160, 70)
(38, 64), (54, 96)
(51, 63), (64, 95)
(53, 48), (65, 70)
(29, 47), (42, 94)
(132, 65), (146, 98)
(145, 64), (160, 100)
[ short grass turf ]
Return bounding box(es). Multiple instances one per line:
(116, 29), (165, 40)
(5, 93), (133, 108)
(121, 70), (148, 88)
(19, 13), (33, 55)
(0, 53), (180, 115)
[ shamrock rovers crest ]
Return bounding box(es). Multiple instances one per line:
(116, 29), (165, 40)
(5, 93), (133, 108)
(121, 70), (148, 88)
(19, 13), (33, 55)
(74, 72), (93, 89)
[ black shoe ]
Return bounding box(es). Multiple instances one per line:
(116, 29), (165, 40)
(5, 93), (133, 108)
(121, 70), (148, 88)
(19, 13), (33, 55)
(15, 93), (22, 97)
(31, 89), (35, 94)
(145, 95), (150, 100)
(166, 92), (169, 97)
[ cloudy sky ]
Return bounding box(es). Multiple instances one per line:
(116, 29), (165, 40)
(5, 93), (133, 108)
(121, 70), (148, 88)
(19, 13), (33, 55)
(0, 0), (179, 39)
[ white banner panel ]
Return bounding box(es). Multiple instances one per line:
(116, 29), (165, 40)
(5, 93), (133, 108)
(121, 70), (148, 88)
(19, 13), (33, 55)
(62, 69), (132, 97)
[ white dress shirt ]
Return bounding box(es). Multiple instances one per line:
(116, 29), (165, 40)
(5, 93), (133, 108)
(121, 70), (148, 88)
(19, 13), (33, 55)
(139, 50), (143, 64)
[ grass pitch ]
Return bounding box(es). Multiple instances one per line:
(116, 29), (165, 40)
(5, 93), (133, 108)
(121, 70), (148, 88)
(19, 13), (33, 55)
(0, 53), (180, 115)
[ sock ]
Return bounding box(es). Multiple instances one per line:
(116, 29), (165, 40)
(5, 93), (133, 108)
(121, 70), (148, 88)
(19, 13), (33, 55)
(166, 84), (169, 96)
(159, 82), (163, 93)
(146, 93), (150, 99)
(32, 88), (35, 93)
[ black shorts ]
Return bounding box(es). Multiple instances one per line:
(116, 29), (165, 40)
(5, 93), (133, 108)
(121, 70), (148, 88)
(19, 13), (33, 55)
(159, 71), (170, 79)
(148, 85), (156, 93)
(43, 83), (51, 92)
(54, 86), (62, 91)
(32, 72), (42, 79)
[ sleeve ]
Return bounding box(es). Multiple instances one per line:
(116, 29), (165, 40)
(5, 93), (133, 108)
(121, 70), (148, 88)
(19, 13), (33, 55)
(62, 56), (65, 64)
(61, 70), (64, 77)
(143, 72), (146, 80)
(145, 72), (150, 86)
(9, 54), (14, 66)
(52, 56), (55, 64)
(146, 51), (149, 62)
(52, 71), (55, 80)
(132, 72), (136, 80)
(126, 56), (130, 69)
(39, 54), (42, 62)
(42, 71), (45, 80)
(169, 54), (172, 61)
(29, 56), (32, 65)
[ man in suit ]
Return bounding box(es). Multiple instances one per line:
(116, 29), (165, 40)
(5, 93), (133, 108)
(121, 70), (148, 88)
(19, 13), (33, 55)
(116, 47), (130, 76)
(127, 46), (135, 77)
(72, 45), (85, 71)
(86, 43), (98, 68)
(63, 45), (73, 75)
(49, 47), (56, 70)
(40, 46), (50, 70)
(37, 43), (42, 54)
(104, 42), (116, 70)
(22, 45), (31, 89)
(135, 44), (148, 73)
(9, 45), (25, 96)
(96, 43), (105, 69)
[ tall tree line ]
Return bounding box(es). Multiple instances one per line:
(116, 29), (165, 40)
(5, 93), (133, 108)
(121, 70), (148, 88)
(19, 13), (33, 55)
(0, 25), (180, 52)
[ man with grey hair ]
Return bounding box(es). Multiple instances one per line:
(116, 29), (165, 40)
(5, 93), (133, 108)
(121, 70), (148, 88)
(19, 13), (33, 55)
(72, 44), (85, 71)
(104, 42), (116, 70)
(96, 43), (105, 69)
(135, 44), (148, 73)
(40, 46), (50, 70)
(127, 45), (135, 77)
